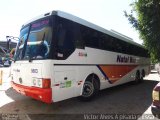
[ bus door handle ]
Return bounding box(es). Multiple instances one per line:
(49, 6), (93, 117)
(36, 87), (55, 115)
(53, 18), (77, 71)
(64, 77), (68, 80)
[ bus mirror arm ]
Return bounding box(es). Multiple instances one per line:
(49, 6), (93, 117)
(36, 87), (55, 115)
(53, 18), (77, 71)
(6, 36), (20, 50)
(6, 36), (20, 42)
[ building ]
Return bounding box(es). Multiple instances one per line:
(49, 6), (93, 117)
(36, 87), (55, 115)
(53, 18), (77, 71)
(0, 41), (17, 50)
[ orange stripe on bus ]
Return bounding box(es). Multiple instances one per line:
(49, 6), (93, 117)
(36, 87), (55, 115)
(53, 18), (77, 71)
(99, 65), (137, 83)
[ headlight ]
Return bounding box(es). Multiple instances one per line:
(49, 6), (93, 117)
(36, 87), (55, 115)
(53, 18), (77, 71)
(32, 79), (36, 86)
(152, 90), (159, 101)
(32, 78), (42, 87)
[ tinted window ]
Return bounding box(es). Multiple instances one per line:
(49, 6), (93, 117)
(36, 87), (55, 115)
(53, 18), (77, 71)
(56, 17), (75, 59)
(73, 23), (84, 49)
(54, 16), (149, 58)
(79, 24), (149, 57)
(15, 18), (52, 61)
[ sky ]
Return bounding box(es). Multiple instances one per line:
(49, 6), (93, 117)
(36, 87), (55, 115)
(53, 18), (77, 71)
(0, 0), (142, 44)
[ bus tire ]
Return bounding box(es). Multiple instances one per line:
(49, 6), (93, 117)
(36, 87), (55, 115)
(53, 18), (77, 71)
(142, 69), (145, 77)
(79, 77), (99, 101)
(141, 69), (145, 81)
(134, 70), (141, 84)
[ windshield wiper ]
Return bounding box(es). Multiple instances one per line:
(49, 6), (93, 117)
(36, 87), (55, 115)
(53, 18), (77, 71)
(29, 56), (33, 62)
(21, 25), (31, 60)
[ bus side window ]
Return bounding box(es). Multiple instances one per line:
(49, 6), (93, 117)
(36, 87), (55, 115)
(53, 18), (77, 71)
(57, 24), (66, 48)
(57, 20), (75, 59)
(73, 23), (84, 49)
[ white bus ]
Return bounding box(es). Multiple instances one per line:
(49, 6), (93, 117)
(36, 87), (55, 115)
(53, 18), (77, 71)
(10, 10), (150, 104)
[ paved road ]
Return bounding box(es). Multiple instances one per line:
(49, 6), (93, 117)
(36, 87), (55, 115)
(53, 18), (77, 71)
(0, 68), (160, 120)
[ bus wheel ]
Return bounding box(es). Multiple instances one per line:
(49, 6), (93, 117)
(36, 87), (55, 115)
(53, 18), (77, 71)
(79, 79), (99, 101)
(134, 71), (141, 83)
(141, 69), (145, 81)
(142, 69), (145, 77)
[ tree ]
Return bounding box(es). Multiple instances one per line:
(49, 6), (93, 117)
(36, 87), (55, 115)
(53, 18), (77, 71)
(124, 0), (160, 63)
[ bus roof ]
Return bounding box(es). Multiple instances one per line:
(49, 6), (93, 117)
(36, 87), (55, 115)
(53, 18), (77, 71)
(22, 10), (144, 48)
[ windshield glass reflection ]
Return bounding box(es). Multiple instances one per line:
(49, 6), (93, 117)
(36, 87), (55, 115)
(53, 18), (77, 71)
(14, 18), (52, 61)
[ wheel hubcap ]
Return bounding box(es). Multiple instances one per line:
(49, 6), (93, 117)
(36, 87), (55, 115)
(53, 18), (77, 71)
(82, 82), (94, 97)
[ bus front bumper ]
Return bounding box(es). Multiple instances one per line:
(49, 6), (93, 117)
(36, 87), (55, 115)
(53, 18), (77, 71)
(11, 81), (52, 104)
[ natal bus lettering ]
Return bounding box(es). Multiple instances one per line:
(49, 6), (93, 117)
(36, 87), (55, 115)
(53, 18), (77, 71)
(117, 55), (136, 63)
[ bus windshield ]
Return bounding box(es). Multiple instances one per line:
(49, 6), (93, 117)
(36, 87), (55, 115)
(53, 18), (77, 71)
(14, 18), (52, 61)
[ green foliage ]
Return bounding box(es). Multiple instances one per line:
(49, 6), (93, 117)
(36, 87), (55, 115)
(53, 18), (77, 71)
(124, 0), (160, 63)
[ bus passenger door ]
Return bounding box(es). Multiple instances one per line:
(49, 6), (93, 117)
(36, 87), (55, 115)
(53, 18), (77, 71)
(53, 69), (76, 102)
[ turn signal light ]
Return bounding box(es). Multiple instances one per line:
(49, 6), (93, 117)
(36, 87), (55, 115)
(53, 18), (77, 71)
(42, 79), (51, 88)
(153, 90), (159, 101)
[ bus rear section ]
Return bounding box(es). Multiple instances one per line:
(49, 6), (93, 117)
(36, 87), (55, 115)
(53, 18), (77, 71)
(11, 62), (52, 104)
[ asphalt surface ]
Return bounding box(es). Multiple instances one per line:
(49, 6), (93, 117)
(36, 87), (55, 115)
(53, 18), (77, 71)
(0, 68), (160, 120)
